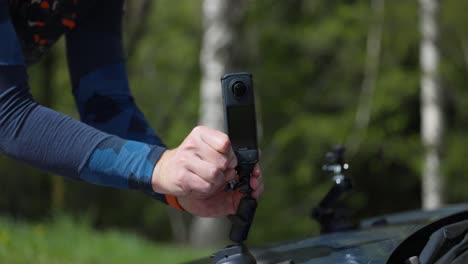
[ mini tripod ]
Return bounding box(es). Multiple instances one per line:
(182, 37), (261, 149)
(211, 157), (258, 264)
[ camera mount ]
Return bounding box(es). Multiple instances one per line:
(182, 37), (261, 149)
(312, 146), (355, 233)
(210, 73), (259, 264)
(211, 244), (256, 264)
(212, 162), (257, 264)
(227, 162), (257, 243)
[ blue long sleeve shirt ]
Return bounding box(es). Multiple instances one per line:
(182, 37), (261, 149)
(0, 0), (168, 203)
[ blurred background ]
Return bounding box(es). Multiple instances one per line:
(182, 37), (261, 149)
(1, 0), (468, 262)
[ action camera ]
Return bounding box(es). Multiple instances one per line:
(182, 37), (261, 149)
(221, 72), (259, 165)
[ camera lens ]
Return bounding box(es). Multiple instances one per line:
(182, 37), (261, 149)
(232, 82), (247, 97)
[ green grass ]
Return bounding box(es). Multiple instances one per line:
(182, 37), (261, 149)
(0, 216), (210, 264)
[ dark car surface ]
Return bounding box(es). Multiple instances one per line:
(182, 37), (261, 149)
(185, 204), (468, 264)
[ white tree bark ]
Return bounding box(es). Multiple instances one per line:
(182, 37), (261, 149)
(190, 0), (247, 248)
(420, 0), (444, 210)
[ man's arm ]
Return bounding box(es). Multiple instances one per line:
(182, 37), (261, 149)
(64, 0), (264, 216)
(65, 0), (162, 145)
(0, 1), (166, 202)
(0, 0), (264, 216)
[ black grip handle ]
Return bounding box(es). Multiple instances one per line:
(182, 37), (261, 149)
(229, 197), (258, 243)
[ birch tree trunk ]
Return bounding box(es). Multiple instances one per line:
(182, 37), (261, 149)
(420, 0), (444, 210)
(190, 0), (247, 248)
(346, 0), (384, 156)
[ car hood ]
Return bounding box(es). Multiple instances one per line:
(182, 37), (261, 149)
(186, 204), (468, 264)
(250, 224), (419, 264)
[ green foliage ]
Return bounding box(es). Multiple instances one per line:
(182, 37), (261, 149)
(0, 215), (209, 264)
(1, 0), (468, 247)
(128, 0), (202, 147)
(246, 0), (467, 243)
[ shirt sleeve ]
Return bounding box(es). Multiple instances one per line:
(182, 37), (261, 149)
(0, 2), (167, 203)
(65, 0), (164, 146)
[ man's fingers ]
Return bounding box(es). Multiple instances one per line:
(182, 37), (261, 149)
(225, 169), (237, 182)
(249, 172), (263, 190)
(226, 149), (237, 169)
(187, 158), (226, 187)
(196, 126), (232, 155)
(250, 163), (263, 199)
(192, 126), (238, 169)
(252, 163), (261, 178)
(252, 182), (264, 200)
(186, 173), (215, 197)
(197, 140), (236, 170)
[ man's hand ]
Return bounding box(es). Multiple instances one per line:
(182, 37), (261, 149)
(151, 126), (264, 217)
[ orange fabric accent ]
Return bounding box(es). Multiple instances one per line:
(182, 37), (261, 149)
(39, 39), (47, 45)
(40, 1), (50, 9)
(34, 34), (40, 43)
(35, 21), (46, 27)
(62, 18), (76, 29)
(165, 194), (184, 211)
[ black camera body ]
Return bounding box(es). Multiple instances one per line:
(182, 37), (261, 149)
(221, 72), (259, 244)
(221, 72), (259, 166)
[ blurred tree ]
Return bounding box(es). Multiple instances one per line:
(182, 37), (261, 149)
(125, 0), (154, 59)
(420, 0), (444, 210)
(346, 0), (384, 156)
